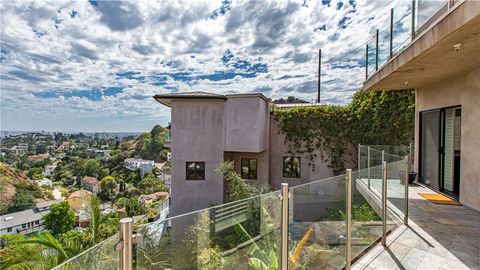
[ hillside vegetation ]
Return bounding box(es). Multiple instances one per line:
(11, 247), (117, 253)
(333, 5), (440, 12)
(0, 163), (50, 214)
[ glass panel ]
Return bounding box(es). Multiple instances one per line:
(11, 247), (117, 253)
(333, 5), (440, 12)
(392, 6), (412, 56)
(288, 175), (346, 269)
(443, 108), (455, 192)
(351, 171), (384, 260)
(366, 37), (376, 77)
(52, 235), (118, 270)
(416, 0), (448, 32)
(377, 24), (391, 68)
(420, 110), (440, 189)
(136, 191), (282, 270)
(386, 159), (406, 224)
(250, 159), (257, 180)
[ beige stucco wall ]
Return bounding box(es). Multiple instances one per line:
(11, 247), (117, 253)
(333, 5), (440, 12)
(268, 118), (339, 191)
(224, 96), (270, 152)
(226, 150), (270, 188)
(415, 67), (480, 210)
(170, 99), (226, 216)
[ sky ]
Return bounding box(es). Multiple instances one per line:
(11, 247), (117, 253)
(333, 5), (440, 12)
(0, 0), (406, 132)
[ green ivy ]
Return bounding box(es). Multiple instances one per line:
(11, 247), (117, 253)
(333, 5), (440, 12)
(273, 89), (415, 174)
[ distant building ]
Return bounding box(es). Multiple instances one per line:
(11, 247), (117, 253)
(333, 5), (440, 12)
(0, 199), (63, 235)
(87, 149), (110, 160)
(67, 189), (93, 211)
(35, 178), (52, 187)
(80, 176), (100, 194)
(28, 153), (49, 162)
(138, 191), (169, 205)
(11, 145), (28, 155)
(43, 165), (55, 176)
(124, 158), (154, 177)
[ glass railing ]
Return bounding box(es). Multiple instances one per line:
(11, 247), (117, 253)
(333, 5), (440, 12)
(365, 0), (456, 79)
(56, 147), (410, 269)
(53, 234), (118, 270)
(288, 175), (346, 269)
(136, 191), (282, 269)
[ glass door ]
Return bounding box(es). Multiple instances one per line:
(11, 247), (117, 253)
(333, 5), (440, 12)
(420, 110), (441, 189)
(420, 107), (461, 197)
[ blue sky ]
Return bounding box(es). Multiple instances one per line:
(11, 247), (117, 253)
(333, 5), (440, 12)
(0, 0), (403, 132)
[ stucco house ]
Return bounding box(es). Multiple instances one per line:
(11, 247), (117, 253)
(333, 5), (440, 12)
(364, 1), (480, 211)
(154, 92), (352, 216)
(67, 189), (93, 211)
(80, 176), (100, 194)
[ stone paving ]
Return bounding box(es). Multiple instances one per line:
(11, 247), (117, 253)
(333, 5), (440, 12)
(353, 184), (480, 270)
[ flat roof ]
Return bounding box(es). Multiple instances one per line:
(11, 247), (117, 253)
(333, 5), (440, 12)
(153, 91), (268, 107)
(153, 91), (227, 107)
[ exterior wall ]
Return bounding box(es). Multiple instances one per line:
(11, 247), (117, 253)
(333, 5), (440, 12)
(268, 119), (336, 191)
(414, 67), (480, 210)
(224, 95), (270, 152)
(226, 150), (270, 188)
(170, 99), (226, 216)
(68, 197), (84, 211)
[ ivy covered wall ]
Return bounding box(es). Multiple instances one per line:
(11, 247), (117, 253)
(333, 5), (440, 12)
(272, 89), (415, 174)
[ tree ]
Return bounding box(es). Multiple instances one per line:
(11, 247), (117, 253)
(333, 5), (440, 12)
(8, 191), (35, 212)
(84, 196), (102, 245)
(83, 159), (100, 177)
(138, 173), (165, 194)
(0, 232), (82, 269)
(216, 161), (270, 202)
(27, 167), (44, 180)
(101, 176), (117, 200)
(43, 201), (76, 236)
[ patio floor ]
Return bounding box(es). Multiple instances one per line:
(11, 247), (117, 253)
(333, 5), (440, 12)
(353, 184), (480, 270)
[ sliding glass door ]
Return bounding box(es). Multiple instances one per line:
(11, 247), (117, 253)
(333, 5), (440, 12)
(420, 107), (461, 197)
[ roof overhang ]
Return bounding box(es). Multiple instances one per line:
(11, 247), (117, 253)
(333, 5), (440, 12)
(364, 1), (480, 91)
(153, 93), (227, 107)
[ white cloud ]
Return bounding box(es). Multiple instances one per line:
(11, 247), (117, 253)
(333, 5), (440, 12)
(0, 0), (398, 132)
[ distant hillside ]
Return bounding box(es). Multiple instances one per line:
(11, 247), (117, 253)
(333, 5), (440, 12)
(0, 163), (49, 213)
(0, 163), (31, 205)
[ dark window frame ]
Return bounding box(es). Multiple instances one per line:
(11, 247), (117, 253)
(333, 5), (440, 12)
(283, 156), (301, 178)
(186, 161), (205, 181)
(241, 158), (258, 180)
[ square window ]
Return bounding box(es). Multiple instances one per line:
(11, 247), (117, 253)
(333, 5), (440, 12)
(186, 162), (205, 180)
(35, 220), (40, 225)
(283, 157), (300, 178)
(241, 158), (258, 180)
(7, 227), (12, 232)
(21, 224), (26, 229)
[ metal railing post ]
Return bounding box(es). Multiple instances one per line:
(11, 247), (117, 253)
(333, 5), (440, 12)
(389, 8), (394, 59)
(404, 156), (409, 225)
(117, 218), (133, 270)
(382, 161), (387, 246)
(411, 0), (416, 41)
(375, 29), (379, 71)
(367, 146), (371, 189)
(281, 183), (289, 270)
(365, 44), (369, 79)
(345, 169), (352, 270)
(382, 150), (385, 164)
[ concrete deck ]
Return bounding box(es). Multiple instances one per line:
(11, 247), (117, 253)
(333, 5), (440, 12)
(353, 184), (480, 270)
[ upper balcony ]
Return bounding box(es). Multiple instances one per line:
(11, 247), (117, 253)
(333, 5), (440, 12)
(363, 0), (480, 91)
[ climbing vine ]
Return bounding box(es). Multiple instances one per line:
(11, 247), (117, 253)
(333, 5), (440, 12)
(273, 89), (415, 175)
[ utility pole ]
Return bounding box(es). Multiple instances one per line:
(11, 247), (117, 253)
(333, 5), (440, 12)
(317, 49), (321, 103)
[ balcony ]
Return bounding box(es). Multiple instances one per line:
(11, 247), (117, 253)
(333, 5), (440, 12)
(46, 146), (480, 269)
(363, 0), (480, 90)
